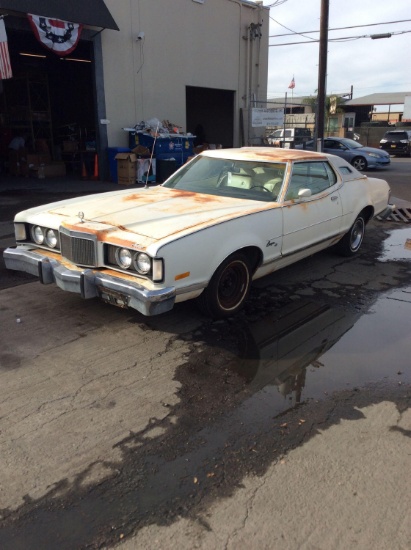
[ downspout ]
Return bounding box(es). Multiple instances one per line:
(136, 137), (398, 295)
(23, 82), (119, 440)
(229, 0), (258, 146)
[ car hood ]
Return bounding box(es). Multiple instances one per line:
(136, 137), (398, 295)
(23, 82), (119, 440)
(21, 186), (274, 250)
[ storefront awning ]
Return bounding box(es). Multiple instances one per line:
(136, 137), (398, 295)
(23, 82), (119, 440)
(0, 0), (119, 31)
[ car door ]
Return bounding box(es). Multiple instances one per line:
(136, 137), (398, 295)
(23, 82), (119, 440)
(281, 161), (343, 256)
(323, 139), (352, 163)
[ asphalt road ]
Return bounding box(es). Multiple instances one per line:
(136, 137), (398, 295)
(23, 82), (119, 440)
(364, 157), (411, 203)
(0, 161), (410, 549)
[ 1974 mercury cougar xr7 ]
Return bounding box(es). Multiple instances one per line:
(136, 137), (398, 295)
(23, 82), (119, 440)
(4, 148), (394, 318)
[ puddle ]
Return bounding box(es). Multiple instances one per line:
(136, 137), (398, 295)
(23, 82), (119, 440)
(230, 290), (411, 418)
(379, 227), (411, 262)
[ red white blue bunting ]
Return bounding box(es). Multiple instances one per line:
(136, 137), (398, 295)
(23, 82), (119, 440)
(27, 14), (83, 56)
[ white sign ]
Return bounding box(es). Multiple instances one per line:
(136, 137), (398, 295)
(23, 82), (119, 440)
(252, 108), (284, 128)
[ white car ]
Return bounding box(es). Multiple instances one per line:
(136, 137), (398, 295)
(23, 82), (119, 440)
(4, 148), (394, 318)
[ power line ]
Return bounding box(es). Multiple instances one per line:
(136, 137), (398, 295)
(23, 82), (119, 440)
(269, 29), (411, 46)
(269, 19), (411, 38)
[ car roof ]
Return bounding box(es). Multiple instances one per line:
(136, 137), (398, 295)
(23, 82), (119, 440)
(200, 147), (328, 163)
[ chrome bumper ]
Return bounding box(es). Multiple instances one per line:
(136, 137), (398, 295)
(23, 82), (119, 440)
(3, 246), (176, 316)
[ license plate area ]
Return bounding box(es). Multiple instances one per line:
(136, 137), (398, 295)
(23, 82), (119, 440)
(97, 286), (129, 308)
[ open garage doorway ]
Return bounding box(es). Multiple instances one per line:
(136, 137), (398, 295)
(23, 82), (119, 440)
(186, 86), (234, 149)
(0, 23), (98, 178)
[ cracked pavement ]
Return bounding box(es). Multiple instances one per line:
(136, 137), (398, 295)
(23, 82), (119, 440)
(0, 172), (410, 549)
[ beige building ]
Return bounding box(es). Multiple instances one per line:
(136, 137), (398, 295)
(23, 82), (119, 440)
(0, 0), (269, 180)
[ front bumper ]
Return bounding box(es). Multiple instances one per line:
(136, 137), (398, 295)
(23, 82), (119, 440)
(369, 157), (390, 168)
(3, 246), (176, 316)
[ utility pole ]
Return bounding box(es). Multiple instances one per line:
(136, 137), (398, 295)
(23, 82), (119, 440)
(315, 0), (329, 151)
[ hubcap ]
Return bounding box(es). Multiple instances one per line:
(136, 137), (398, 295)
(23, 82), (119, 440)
(350, 219), (364, 250)
(218, 261), (248, 310)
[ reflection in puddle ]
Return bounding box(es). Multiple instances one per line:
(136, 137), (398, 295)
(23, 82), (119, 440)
(379, 227), (411, 262)
(231, 291), (411, 417)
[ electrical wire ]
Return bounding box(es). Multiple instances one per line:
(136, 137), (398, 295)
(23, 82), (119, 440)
(269, 29), (411, 46)
(269, 19), (411, 38)
(269, 15), (317, 41)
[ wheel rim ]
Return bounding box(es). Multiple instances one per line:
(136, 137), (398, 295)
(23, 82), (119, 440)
(217, 260), (249, 311)
(350, 218), (365, 251)
(353, 157), (366, 170)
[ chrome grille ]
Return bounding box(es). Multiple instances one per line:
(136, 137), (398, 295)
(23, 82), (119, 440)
(60, 231), (97, 267)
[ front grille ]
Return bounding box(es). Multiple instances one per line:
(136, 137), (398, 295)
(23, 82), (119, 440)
(60, 231), (97, 267)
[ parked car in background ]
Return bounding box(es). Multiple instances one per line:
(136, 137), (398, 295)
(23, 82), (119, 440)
(4, 148), (394, 319)
(297, 137), (391, 171)
(267, 127), (312, 146)
(379, 130), (411, 157)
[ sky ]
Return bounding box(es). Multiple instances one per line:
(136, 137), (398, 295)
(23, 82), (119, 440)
(262, 0), (411, 106)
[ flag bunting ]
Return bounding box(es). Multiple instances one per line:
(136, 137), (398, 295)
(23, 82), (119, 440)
(27, 14), (83, 57)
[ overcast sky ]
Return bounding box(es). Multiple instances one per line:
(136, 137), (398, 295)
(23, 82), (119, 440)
(262, 0), (411, 105)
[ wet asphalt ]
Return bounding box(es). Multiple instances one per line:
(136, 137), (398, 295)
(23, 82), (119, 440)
(0, 170), (410, 549)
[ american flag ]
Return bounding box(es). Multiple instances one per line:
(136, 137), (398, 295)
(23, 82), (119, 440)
(0, 18), (12, 80)
(288, 77), (295, 90)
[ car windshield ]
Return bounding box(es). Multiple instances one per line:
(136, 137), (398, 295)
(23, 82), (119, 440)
(163, 156), (287, 202)
(340, 138), (363, 149)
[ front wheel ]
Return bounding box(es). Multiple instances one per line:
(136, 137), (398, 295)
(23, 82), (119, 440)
(336, 215), (365, 257)
(196, 253), (251, 318)
(351, 156), (367, 171)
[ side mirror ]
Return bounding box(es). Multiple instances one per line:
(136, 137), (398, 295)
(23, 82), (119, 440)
(298, 188), (312, 198)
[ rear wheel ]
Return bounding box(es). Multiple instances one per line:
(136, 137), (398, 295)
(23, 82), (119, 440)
(196, 253), (251, 318)
(352, 156), (367, 171)
(336, 214), (365, 257)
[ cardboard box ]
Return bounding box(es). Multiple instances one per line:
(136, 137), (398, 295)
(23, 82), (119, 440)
(132, 145), (151, 158)
(31, 162), (67, 178)
(115, 152), (137, 185)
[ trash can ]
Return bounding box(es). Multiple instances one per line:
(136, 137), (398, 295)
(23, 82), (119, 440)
(107, 147), (130, 182)
(156, 158), (177, 183)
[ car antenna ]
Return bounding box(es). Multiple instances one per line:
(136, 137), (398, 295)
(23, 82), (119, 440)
(144, 122), (160, 189)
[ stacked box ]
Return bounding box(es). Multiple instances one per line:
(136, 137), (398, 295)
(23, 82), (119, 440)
(115, 152), (137, 185)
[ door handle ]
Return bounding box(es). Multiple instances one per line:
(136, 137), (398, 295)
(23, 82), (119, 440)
(331, 195), (338, 201)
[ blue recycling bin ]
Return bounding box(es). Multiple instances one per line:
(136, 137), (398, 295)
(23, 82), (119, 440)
(107, 147), (130, 182)
(128, 132), (195, 157)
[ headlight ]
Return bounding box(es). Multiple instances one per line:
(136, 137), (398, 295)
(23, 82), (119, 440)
(368, 153), (380, 158)
(31, 225), (45, 244)
(380, 139), (387, 144)
(134, 252), (151, 274)
(116, 248), (132, 269)
(45, 229), (58, 248)
(400, 140), (408, 143)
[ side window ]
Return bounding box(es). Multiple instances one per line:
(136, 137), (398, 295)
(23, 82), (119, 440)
(285, 162), (336, 200)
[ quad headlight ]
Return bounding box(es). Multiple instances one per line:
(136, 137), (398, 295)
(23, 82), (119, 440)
(28, 225), (59, 249)
(31, 225), (45, 244)
(134, 252), (151, 274)
(108, 245), (163, 281)
(116, 248), (133, 269)
(45, 229), (58, 248)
